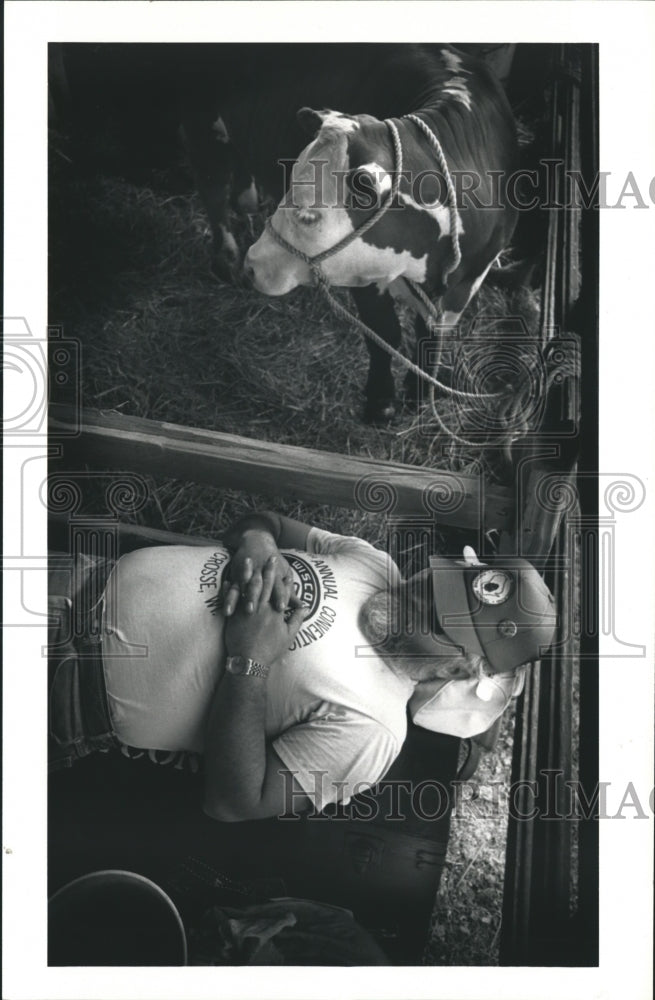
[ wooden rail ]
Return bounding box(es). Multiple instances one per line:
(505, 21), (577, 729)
(49, 404), (514, 531)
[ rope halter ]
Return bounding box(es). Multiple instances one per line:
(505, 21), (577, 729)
(265, 118), (405, 287)
(264, 115), (461, 290)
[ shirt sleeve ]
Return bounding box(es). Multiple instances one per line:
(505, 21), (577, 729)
(305, 527), (402, 589)
(272, 702), (402, 812)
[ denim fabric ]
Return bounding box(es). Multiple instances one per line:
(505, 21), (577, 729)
(48, 552), (120, 770)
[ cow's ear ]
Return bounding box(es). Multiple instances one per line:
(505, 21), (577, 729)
(296, 107), (326, 137)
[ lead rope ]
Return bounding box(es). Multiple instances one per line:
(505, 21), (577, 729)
(402, 113), (512, 446)
(405, 112), (462, 279)
(403, 115), (517, 446)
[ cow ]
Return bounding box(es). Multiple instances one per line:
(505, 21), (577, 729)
(180, 44), (519, 422)
(54, 43), (518, 423)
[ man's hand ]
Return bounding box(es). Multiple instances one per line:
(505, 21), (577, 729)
(223, 530), (301, 616)
(225, 593), (309, 666)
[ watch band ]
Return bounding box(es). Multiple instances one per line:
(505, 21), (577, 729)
(225, 655), (270, 679)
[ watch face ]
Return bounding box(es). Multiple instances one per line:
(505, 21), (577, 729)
(226, 656), (268, 678)
(471, 569), (514, 606)
(225, 655), (246, 674)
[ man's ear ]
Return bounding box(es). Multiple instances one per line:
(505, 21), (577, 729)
(296, 107), (327, 137)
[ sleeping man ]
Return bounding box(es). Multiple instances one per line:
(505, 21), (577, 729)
(48, 511), (557, 821)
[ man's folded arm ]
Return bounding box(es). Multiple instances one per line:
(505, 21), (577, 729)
(222, 510), (311, 553)
(203, 599), (311, 822)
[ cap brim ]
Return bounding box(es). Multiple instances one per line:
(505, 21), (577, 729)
(431, 554), (558, 673)
(429, 555), (485, 659)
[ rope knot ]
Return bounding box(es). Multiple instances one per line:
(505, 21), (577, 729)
(311, 264), (329, 289)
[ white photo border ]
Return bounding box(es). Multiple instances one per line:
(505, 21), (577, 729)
(3, 2), (654, 998)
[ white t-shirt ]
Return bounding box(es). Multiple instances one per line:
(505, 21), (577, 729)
(101, 528), (412, 809)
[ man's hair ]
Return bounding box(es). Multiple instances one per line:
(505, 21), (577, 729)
(361, 577), (441, 647)
(360, 582), (491, 679)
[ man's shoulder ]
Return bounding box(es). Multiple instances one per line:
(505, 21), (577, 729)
(303, 527), (401, 588)
(306, 526), (383, 558)
(118, 543), (228, 564)
(115, 543), (230, 580)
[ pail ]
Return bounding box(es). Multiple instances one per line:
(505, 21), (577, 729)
(49, 869), (187, 966)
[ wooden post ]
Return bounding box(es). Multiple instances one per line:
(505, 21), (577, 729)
(500, 43), (597, 966)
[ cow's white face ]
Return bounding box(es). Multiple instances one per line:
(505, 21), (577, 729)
(244, 108), (442, 296)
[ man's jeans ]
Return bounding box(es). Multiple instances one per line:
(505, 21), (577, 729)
(48, 552), (120, 770)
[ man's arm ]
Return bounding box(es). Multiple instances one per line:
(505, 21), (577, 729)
(222, 510), (312, 552)
(203, 672), (310, 822)
(203, 560), (310, 822)
(221, 511), (312, 615)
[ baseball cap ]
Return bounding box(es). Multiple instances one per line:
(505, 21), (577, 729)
(429, 551), (557, 673)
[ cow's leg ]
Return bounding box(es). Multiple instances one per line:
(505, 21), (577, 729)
(404, 313), (430, 404)
(351, 286), (402, 423)
(181, 108), (241, 282)
(442, 259), (494, 318)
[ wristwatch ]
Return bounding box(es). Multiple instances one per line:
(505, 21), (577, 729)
(225, 655), (270, 679)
